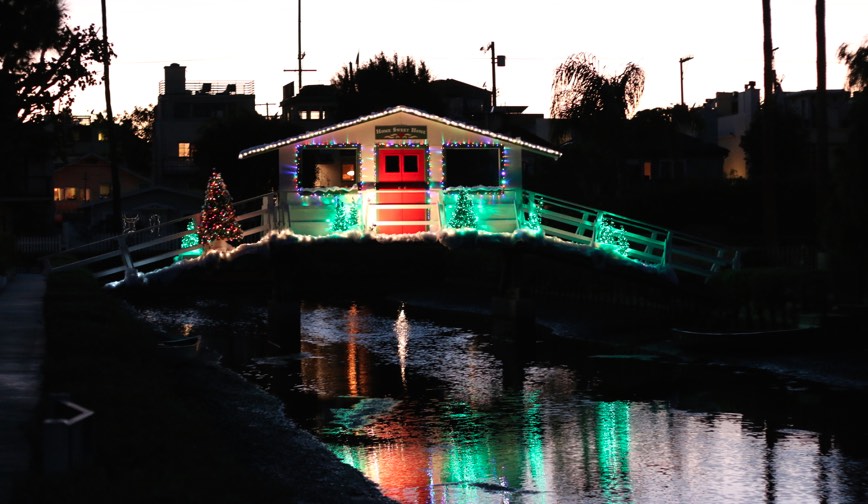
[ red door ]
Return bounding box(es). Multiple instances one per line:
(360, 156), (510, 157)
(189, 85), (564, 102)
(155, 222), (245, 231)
(376, 149), (427, 234)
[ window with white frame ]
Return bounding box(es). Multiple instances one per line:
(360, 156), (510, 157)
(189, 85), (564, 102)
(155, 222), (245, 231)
(299, 147), (358, 188)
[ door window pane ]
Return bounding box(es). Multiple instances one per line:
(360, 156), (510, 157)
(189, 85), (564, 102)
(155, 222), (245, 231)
(403, 155), (419, 172)
(385, 155), (400, 173)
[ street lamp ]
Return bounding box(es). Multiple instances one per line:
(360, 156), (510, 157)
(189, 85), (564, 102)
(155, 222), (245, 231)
(679, 55), (694, 106)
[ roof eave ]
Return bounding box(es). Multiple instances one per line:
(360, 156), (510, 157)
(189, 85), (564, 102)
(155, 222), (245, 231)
(238, 106), (561, 160)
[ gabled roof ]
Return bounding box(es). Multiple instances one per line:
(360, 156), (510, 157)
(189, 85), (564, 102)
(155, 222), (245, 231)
(238, 105), (562, 160)
(429, 79), (490, 99)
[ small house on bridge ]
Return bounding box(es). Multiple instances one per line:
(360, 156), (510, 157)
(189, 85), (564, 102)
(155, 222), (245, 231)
(238, 106), (561, 235)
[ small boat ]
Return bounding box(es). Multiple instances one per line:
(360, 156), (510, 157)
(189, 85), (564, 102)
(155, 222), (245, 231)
(670, 326), (820, 353)
(157, 335), (202, 363)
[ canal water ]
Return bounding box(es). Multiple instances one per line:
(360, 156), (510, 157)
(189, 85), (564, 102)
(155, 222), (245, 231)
(135, 298), (868, 504)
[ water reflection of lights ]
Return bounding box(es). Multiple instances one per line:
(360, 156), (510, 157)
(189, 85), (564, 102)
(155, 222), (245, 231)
(395, 307), (409, 388)
(597, 401), (632, 502)
(137, 300), (868, 504)
(347, 304), (360, 396)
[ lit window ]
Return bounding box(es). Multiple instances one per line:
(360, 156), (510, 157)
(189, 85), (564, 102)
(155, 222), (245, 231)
(99, 184), (111, 199)
(84, 188), (91, 201)
(643, 161), (652, 179)
(53, 188), (63, 201)
(178, 142), (191, 158)
(98, 131), (106, 142)
(299, 111), (309, 120)
(64, 187), (77, 200)
(299, 147), (359, 188)
(310, 110), (321, 120)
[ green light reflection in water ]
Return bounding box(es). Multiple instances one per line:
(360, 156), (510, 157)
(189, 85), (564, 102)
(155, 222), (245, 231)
(596, 401), (632, 503)
(523, 389), (547, 500)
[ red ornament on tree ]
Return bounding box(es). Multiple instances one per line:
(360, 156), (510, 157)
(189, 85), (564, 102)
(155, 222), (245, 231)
(199, 170), (243, 246)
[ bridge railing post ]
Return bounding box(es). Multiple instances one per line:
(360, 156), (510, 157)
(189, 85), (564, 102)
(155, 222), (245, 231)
(262, 194), (277, 233)
(117, 234), (139, 281)
(590, 211), (604, 247)
(662, 231), (672, 267)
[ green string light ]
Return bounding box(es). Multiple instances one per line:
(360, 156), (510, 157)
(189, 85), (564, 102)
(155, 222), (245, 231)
(596, 215), (630, 257)
(181, 220), (199, 249)
(331, 196), (359, 232)
(525, 200), (542, 232)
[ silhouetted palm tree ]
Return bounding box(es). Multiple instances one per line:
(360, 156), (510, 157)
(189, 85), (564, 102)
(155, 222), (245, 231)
(761, 0), (778, 247)
(815, 0), (828, 175)
(549, 53), (644, 121)
(829, 41), (868, 295)
(838, 42), (868, 91)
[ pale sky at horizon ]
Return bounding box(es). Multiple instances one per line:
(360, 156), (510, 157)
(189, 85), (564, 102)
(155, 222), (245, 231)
(63, 0), (868, 119)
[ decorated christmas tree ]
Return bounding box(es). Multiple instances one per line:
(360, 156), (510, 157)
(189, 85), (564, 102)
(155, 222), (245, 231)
(199, 171), (243, 245)
(448, 189), (478, 229)
(331, 196), (358, 232)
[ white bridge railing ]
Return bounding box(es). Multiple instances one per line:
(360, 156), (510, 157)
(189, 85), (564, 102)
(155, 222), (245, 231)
(47, 194), (277, 280)
(520, 190), (740, 279)
(46, 189), (738, 282)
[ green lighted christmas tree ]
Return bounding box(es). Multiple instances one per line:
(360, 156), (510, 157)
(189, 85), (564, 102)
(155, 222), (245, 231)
(181, 220), (199, 249)
(199, 171), (243, 244)
(448, 189), (478, 229)
(174, 220), (203, 261)
(331, 196), (358, 232)
(595, 215), (630, 257)
(526, 202), (542, 232)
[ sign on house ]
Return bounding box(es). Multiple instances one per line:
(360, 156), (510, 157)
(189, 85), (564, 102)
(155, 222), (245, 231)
(375, 125), (427, 139)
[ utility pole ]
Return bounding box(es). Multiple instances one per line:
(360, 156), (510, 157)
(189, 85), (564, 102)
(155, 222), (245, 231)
(257, 103), (278, 117)
(101, 0), (122, 233)
(679, 55), (694, 106)
(481, 42), (505, 110)
(297, 0), (303, 89)
(283, 0), (315, 95)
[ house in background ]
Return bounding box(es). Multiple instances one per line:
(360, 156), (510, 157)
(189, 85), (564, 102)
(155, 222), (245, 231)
(239, 105), (561, 235)
(51, 153), (149, 222)
(699, 82), (852, 179)
(429, 78), (491, 122)
(276, 78), (555, 147)
(153, 63), (256, 189)
(281, 83), (338, 127)
(778, 88), (852, 173)
(624, 126), (729, 182)
(698, 81), (761, 179)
